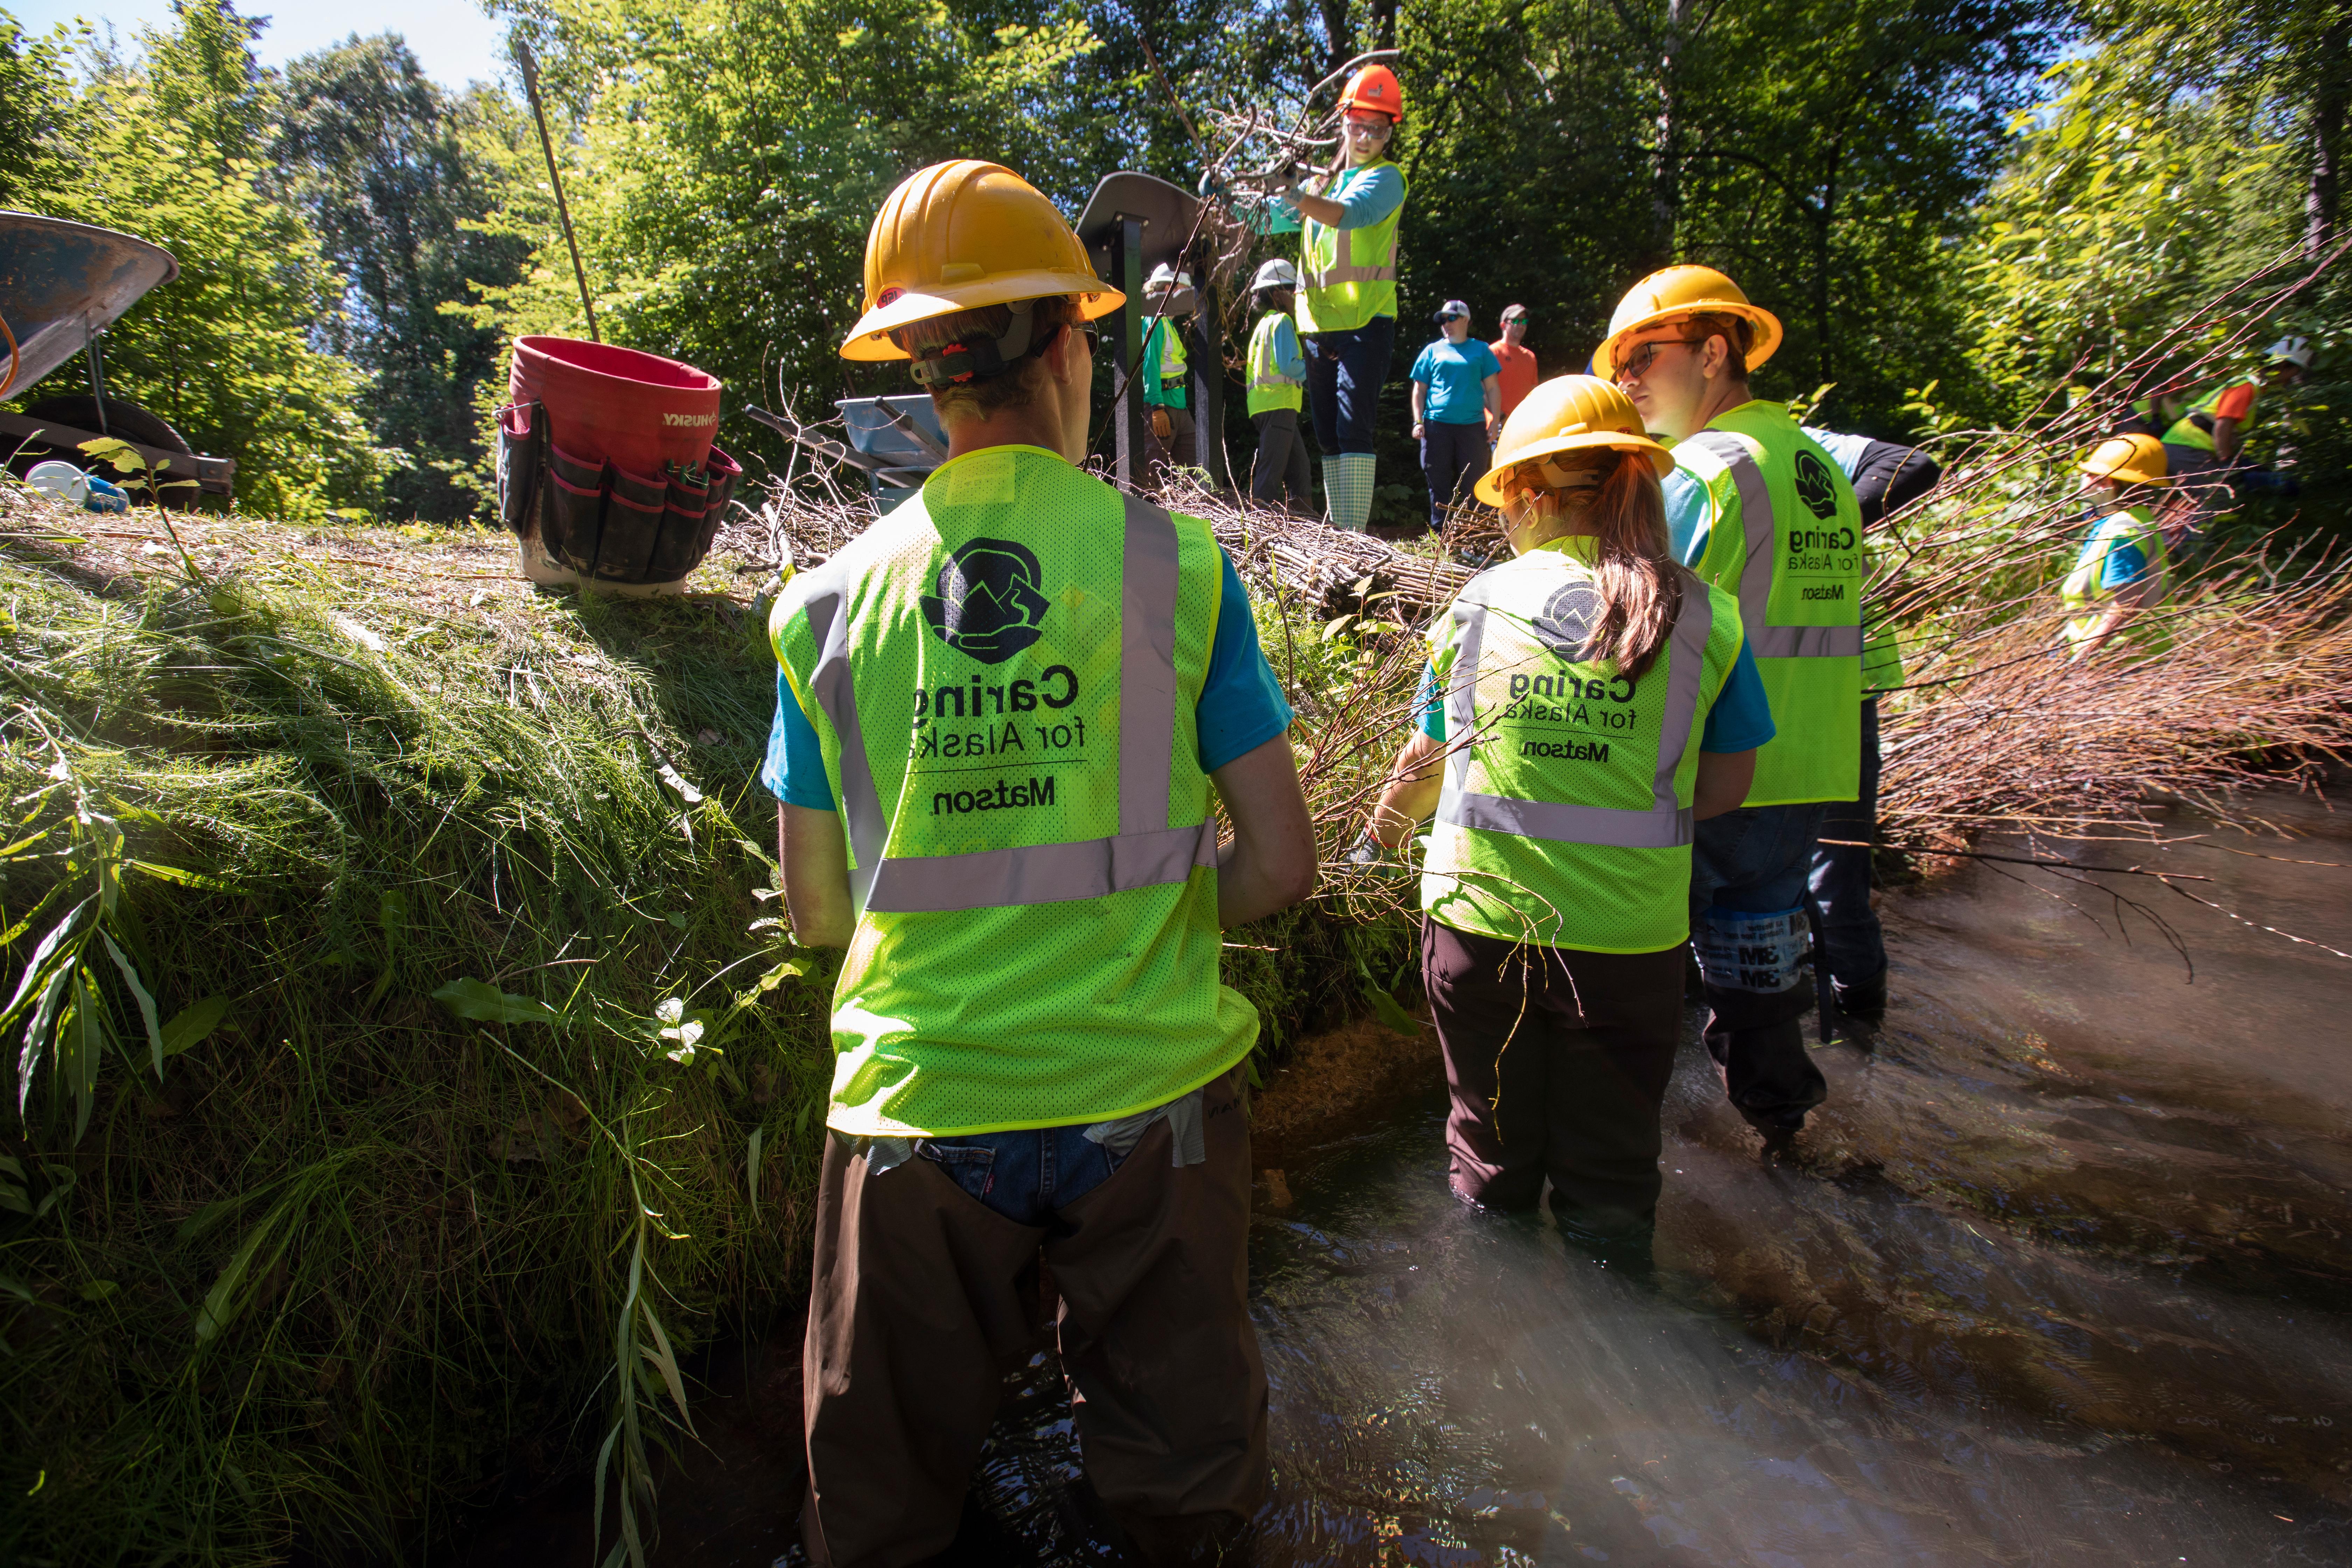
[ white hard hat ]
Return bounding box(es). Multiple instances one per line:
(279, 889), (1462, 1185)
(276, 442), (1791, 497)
(2266, 335), (2314, 370)
(1143, 263), (1194, 294)
(1251, 258), (1298, 292)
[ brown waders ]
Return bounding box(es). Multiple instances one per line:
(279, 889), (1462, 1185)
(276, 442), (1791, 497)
(1422, 919), (1685, 1239)
(800, 1066), (1266, 1566)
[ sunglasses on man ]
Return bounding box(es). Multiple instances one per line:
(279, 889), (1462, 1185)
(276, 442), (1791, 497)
(1614, 334), (1704, 382)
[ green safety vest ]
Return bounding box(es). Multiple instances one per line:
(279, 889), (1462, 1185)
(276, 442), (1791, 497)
(1421, 535), (1746, 953)
(1143, 317), (1189, 410)
(2060, 504), (2169, 653)
(769, 445), (1253, 1136)
(2161, 382), (2255, 453)
(1673, 402), (1864, 806)
(1297, 160), (1407, 334)
(1247, 310), (1303, 415)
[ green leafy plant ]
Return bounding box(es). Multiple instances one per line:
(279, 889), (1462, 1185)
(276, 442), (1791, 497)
(1, 716), (228, 1142)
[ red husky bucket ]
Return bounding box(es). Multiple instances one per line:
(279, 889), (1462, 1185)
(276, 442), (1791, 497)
(496, 336), (740, 592)
(507, 335), (720, 475)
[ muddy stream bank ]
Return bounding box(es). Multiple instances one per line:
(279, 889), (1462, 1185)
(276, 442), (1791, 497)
(459, 792), (2352, 1566)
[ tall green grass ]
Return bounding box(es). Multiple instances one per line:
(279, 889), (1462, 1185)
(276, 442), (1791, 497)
(0, 516), (1418, 1564)
(0, 527), (830, 1563)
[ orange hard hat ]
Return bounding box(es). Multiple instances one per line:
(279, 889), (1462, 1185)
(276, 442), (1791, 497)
(1339, 64), (1403, 121)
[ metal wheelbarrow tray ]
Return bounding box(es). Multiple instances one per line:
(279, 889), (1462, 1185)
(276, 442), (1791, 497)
(0, 210), (235, 500)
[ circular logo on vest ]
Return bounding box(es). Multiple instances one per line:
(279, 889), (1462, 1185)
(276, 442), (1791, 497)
(922, 538), (1051, 664)
(1530, 581), (1600, 658)
(1795, 450), (1839, 520)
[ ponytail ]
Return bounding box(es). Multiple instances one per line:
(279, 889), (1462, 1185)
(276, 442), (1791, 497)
(1505, 449), (1683, 681)
(1581, 451), (1683, 682)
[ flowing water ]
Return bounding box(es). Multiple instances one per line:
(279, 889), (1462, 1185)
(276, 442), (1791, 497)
(942, 792), (2352, 1567)
(465, 793), (2352, 1565)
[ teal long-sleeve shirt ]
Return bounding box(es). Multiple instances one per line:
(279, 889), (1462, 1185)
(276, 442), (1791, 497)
(1258, 163), (1405, 236)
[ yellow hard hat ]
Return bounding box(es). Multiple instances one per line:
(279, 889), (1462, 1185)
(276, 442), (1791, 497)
(1595, 264), (1783, 381)
(1474, 375), (1673, 506)
(842, 160), (1120, 362)
(2079, 433), (2167, 486)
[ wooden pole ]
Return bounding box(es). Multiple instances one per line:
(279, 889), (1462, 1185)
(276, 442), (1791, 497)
(512, 38), (600, 343)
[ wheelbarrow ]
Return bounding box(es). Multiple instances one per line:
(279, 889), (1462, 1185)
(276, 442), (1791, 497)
(745, 395), (948, 515)
(0, 210), (235, 503)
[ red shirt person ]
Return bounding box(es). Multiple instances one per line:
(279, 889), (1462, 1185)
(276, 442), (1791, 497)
(1490, 304), (1539, 419)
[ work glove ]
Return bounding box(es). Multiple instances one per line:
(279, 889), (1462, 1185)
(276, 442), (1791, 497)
(1150, 407), (1174, 442)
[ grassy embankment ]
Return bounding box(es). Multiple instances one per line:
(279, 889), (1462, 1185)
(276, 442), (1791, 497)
(0, 499), (1411, 1565)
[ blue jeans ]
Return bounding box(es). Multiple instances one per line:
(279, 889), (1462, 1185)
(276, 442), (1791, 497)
(1690, 802), (1823, 919)
(1420, 419), (1488, 532)
(1805, 698), (1885, 988)
(1304, 315), (1396, 454)
(913, 1121), (1129, 1228)
(1689, 802), (1829, 1132)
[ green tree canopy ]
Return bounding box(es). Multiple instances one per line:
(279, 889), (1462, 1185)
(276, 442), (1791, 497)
(276, 35), (530, 521)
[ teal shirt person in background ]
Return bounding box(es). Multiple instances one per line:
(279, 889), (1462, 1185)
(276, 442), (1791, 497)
(1410, 336), (1503, 425)
(1410, 301), (1504, 533)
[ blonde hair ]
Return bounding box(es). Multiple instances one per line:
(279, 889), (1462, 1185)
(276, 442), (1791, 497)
(1502, 448), (1684, 681)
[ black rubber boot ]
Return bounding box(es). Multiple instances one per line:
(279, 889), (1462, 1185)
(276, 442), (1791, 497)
(1832, 969), (1888, 1026)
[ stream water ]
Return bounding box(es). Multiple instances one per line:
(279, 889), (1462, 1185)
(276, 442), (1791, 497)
(464, 793), (2352, 1565)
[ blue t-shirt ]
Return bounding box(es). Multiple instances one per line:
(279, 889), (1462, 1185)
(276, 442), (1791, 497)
(765, 547), (1293, 808)
(1259, 312), (1305, 383)
(1662, 467), (1712, 565)
(1410, 338), (1503, 426)
(1416, 639), (1773, 754)
(2076, 513), (2156, 590)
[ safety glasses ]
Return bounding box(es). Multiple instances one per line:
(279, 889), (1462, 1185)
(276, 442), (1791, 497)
(1502, 314), (1529, 327)
(1614, 335), (1700, 383)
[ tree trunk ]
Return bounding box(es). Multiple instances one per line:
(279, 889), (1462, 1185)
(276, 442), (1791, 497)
(2309, 14), (2349, 258)
(1318, 0), (1353, 81)
(1814, 144), (1839, 391)
(1649, 0), (1686, 268)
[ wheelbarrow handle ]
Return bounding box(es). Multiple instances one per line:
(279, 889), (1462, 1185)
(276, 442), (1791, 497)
(743, 404), (888, 473)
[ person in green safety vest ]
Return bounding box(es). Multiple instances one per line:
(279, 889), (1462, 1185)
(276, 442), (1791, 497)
(2156, 335), (2313, 531)
(2062, 433), (2171, 659)
(1245, 257), (1312, 514)
(1364, 375), (1772, 1260)
(1140, 261), (1198, 485)
(1598, 263), (1864, 1156)
(767, 159), (1315, 1566)
(1797, 426), (1941, 1031)
(1261, 63), (1409, 530)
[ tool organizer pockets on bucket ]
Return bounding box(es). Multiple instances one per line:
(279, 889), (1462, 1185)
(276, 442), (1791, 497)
(497, 400), (740, 588)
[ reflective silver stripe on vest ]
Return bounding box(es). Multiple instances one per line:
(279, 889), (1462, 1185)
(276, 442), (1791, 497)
(1682, 431), (1863, 660)
(1303, 262), (1398, 287)
(801, 560), (890, 914)
(1436, 568), (1714, 850)
(815, 492), (1216, 916)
